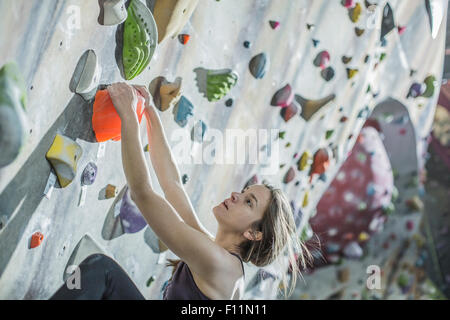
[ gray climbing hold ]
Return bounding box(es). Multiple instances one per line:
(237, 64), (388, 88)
(249, 53), (269, 79)
(380, 3), (395, 41)
(70, 49), (102, 101)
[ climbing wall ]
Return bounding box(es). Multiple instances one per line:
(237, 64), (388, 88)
(0, 0), (447, 299)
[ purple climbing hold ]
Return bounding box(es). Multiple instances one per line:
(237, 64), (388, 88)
(271, 84), (293, 107)
(407, 83), (425, 98)
(119, 187), (147, 234)
(81, 162), (98, 186)
(249, 52), (269, 79)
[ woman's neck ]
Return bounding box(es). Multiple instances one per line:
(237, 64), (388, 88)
(214, 229), (242, 256)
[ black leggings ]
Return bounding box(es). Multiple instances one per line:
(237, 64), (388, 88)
(50, 253), (145, 300)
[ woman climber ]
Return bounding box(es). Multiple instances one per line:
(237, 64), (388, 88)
(50, 82), (311, 300)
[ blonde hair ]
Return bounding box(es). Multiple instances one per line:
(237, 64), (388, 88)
(236, 182), (312, 298)
(167, 182), (312, 298)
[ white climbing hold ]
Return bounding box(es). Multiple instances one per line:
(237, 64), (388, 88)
(102, 0), (127, 26)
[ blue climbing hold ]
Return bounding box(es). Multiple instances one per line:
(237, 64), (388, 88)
(174, 96), (194, 128)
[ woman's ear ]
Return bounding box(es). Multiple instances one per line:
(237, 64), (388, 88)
(244, 230), (263, 241)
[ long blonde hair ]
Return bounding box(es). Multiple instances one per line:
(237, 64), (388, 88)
(167, 182), (312, 298)
(236, 182), (312, 298)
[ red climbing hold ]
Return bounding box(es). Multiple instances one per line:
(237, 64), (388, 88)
(178, 34), (190, 45)
(30, 232), (44, 249)
(269, 20), (280, 29)
(280, 101), (299, 122)
(309, 148), (330, 182)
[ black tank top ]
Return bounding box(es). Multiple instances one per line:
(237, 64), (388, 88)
(163, 252), (245, 300)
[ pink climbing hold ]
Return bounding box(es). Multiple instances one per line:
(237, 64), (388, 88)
(271, 84), (293, 108)
(269, 20), (280, 29)
(344, 0), (355, 8)
(283, 167), (295, 184)
(406, 220), (414, 231)
(314, 51), (331, 70)
(397, 26), (406, 35)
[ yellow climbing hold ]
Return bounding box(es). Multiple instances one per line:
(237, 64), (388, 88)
(46, 134), (82, 188)
(347, 68), (359, 79)
(358, 232), (370, 242)
(302, 191), (309, 208)
(297, 151), (311, 171)
(350, 3), (362, 23)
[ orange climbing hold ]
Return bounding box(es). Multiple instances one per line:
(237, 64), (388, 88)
(92, 89), (145, 142)
(178, 34), (190, 45)
(309, 148), (330, 182)
(30, 232), (44, 249)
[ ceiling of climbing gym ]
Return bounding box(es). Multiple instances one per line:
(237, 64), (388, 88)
(0, 0), (448, 300)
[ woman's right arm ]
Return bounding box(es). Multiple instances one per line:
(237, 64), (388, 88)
(135, 86), (214, 240)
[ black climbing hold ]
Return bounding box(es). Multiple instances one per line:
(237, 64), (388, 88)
(225, 98), (233, 107)
(321, 67), (335, 82)
(243, 41), (251, 48)
(312, 39), (320, 47)
(182, 174), (189, 184)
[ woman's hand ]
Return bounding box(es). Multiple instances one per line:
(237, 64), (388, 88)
(107, 82), (139, 123)
(132, 85), (161, 123)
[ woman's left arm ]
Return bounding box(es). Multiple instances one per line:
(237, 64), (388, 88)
(107, 83), (228, 280)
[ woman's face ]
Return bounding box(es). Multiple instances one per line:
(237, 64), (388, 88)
(213, 184), (271, 234)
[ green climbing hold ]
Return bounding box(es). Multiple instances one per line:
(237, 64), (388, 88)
(206, 69), (238, 102)
(325, 130), (334, 140)
(122, 0), (158, 80)
(0, 62), (28, 168)
(421, 75), (437, 98)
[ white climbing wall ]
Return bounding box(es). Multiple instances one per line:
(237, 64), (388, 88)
(0, 0), (446, 299)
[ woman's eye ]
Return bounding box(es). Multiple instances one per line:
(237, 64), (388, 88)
(247, 199), (252, 207)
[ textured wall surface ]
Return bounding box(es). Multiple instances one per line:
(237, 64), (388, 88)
(0, 0), (446, 299)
